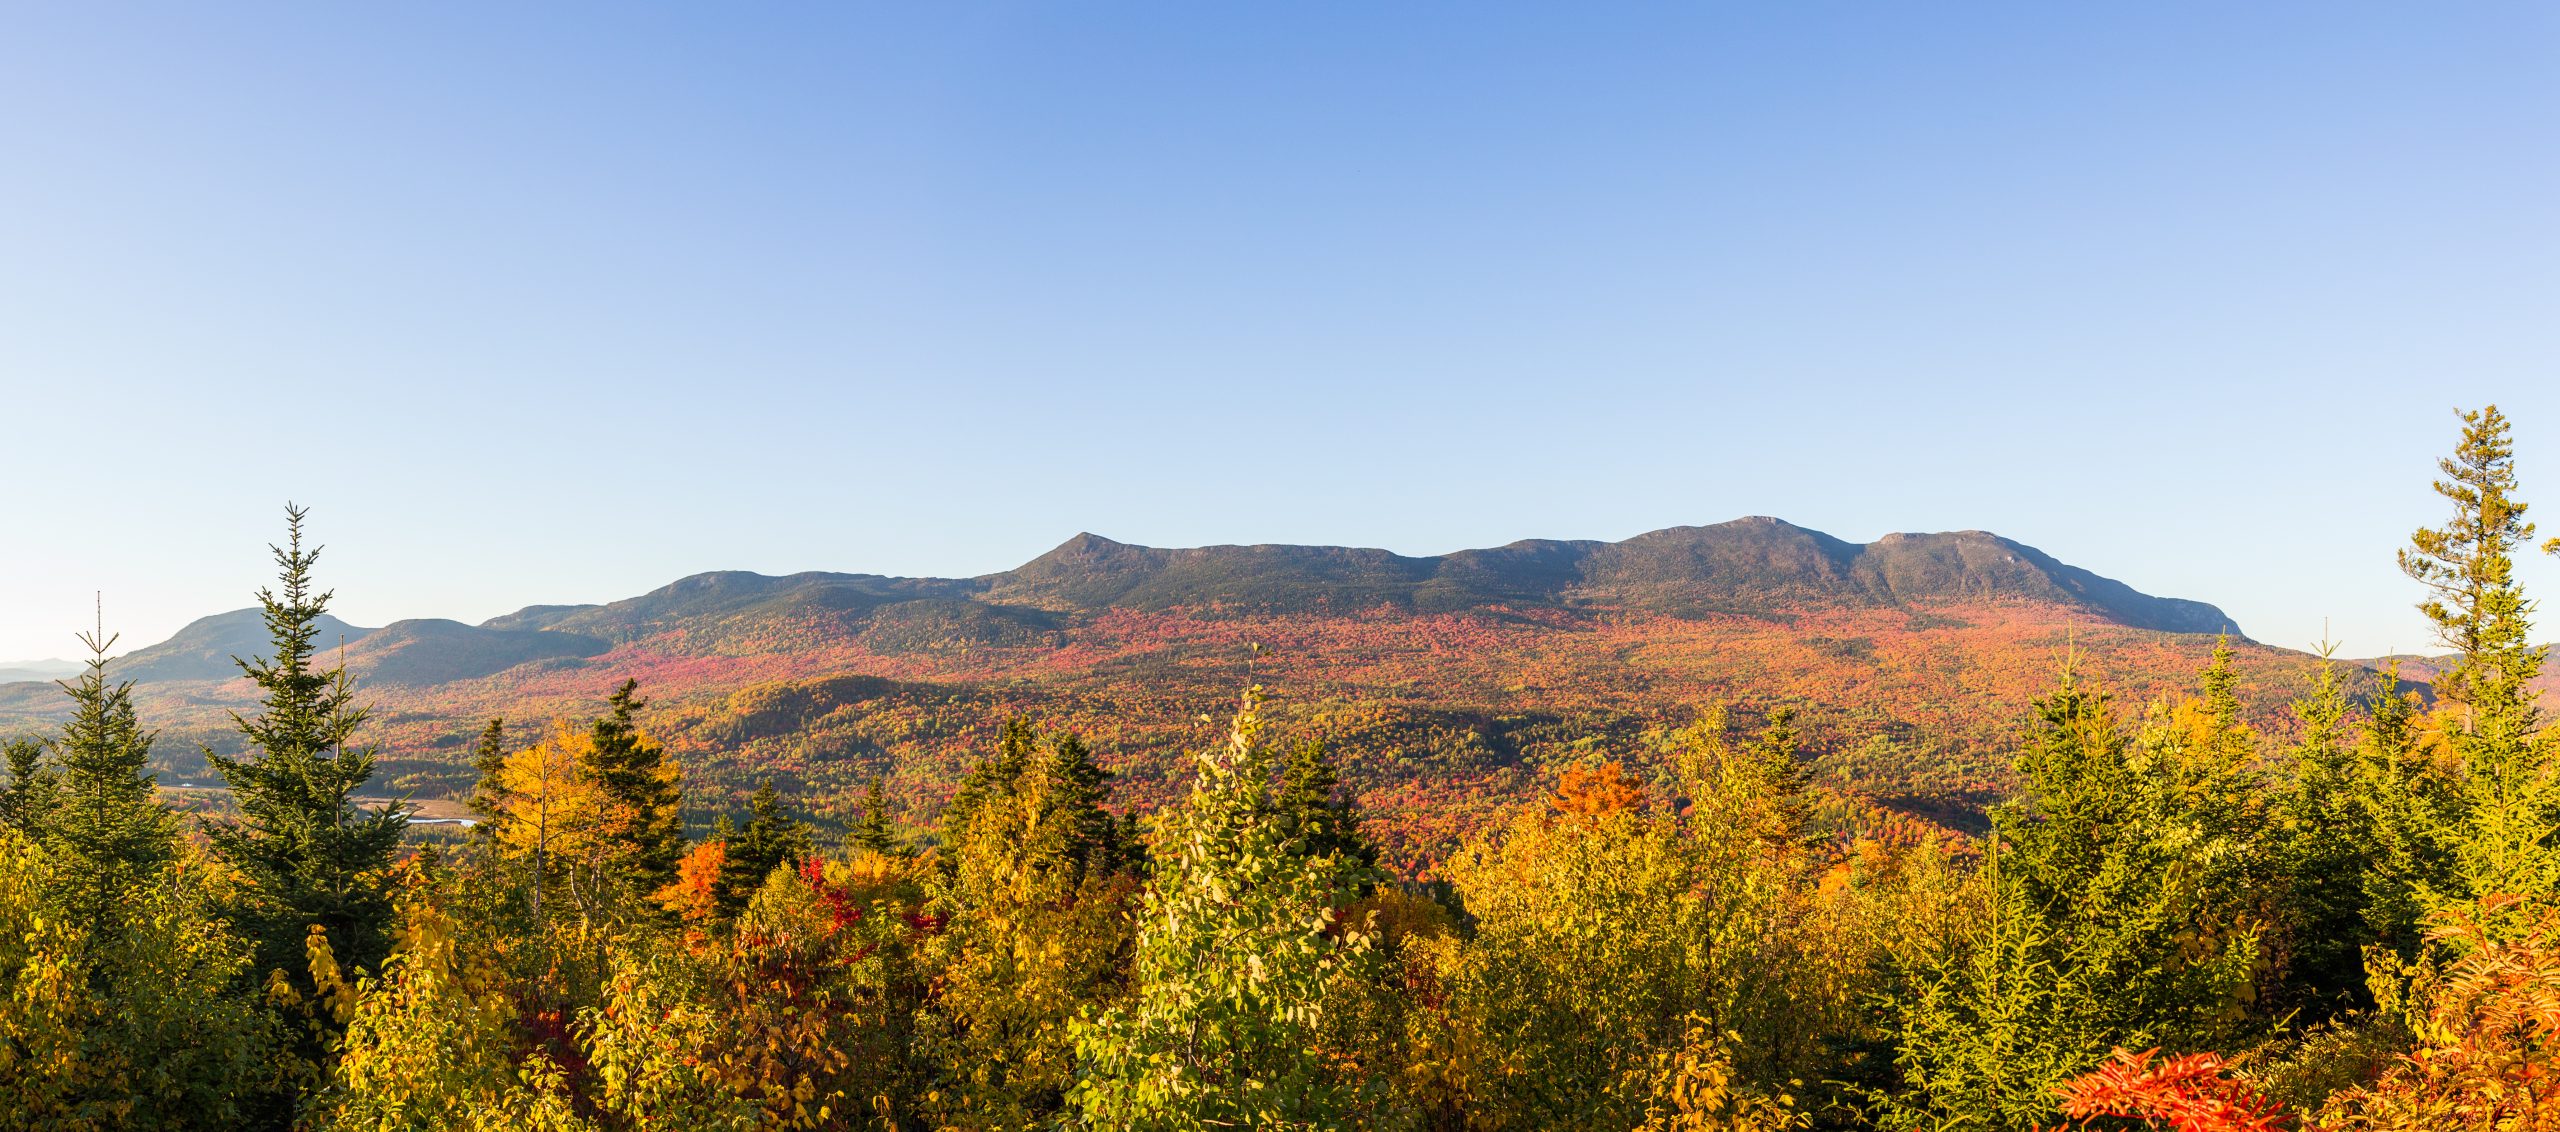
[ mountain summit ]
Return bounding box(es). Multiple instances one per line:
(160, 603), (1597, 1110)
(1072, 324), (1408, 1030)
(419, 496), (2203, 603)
(976, 518), (2237, 634)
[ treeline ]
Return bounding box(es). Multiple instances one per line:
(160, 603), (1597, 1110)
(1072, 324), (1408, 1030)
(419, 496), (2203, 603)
(7, 406), (2560, 1130)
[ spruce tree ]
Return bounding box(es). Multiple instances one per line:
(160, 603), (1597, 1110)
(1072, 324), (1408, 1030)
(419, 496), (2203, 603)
(1276, 737), (1375, 872)
(2351, 660), (2462, 957)
(463, 717), (509, 839)
(0, 736), (53, 834)
(49, 624), (177, 889)
(2400, 406), (2560, 928)
(941, 717), (1040, 839)
(207, 504), (407, 984)
(1043, 732), (1127, 878)
(1994, 668), (2261, 1051)
(2275, 647), (2380, 1017)
(2401, 404), (2547, 755)
(849, 775), (905, 857)
(924, 723), (1140, 1125)
(717, 780), (807, 914)
(578, 679), (684, 894)
(1745, 704), (1818, 850)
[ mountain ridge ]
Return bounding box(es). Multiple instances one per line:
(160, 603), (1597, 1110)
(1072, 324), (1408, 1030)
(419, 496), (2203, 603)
(22, 517), (2241, 692)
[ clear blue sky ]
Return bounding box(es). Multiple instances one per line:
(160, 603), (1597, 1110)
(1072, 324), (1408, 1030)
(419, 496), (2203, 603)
(3, 3), (2554, 663)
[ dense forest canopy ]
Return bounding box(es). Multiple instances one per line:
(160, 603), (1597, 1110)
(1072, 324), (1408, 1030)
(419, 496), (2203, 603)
(8, 405), (2560, 1130)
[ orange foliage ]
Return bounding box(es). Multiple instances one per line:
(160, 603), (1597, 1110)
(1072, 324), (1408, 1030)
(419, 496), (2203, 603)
(2321, 901), (2560, 1130)
(654, 838), (727, 930)
(2046, 1048), (2290, 1132)
(1552, 761), (1646, 822)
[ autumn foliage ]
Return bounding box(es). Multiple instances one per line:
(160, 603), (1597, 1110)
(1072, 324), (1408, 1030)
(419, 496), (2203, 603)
(2047, 1049), (2290, 1132)
(12, 405), (2560, 1131)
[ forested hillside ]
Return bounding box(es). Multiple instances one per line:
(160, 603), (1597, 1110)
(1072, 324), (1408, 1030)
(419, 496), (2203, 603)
(10, 406), (2560, 1130)
(1, 516), (2306, 869)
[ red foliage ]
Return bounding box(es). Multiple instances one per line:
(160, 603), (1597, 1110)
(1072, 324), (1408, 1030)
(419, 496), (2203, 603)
(2048, 1048), (2291, 1132)
(799, 857), (863, 933)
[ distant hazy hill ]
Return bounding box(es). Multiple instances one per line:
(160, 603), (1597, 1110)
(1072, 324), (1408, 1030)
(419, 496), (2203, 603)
(0, 659), (80, 684)
(106, 609), (378, 684)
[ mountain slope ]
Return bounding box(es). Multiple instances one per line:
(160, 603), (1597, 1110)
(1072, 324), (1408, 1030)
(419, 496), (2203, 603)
(342, 619), (611, 686)
(106, 609), (377, 684)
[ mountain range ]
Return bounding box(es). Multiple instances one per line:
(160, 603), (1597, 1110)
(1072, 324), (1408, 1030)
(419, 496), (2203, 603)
(80, 517), (2240, 689)
(0, 517), (2298, 867)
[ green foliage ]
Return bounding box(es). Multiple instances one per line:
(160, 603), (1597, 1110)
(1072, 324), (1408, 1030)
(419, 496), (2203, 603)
(0, 831), (278, 1131)
(0, 734), (55, 835)
(2398, 406), (2560, 943)
(2350, 663), (2463, 960)
(923, 721), (1140, 1128)
(2274, 648), (2386, 1018)
(1430, 706), (1861, 1128)
(849, 775), (905, 858)
(464, 717), (510, 836)
(1876, 659), (2273, 1129)
(1065, 688), (1385, 1131)
(1277, 738), (1377, 875)
(716, 779), (809, 915)
(1870, 875), (2108, 1132)
(45, 629), (177, 898)
(580, 679), (687, 895)
(207, 504), (407, 996)
(2401, 404), (2546, 735)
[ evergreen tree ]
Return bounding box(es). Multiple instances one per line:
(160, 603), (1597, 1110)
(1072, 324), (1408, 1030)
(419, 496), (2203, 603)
(2351, 660), (2463, 959)
(717, 780), (808, 915)
(941, 717), (1040, 841)
(849, 775), (905, 857)
(2399, 406), (2560, 931)
(1994, 668), (2262, 1053)
(2275, 647), (2381, 1016)
(1276, 737), (1375, 873)
(0, 736), (53, 834)
(579, 679), (685, 894)
(922, 721), (1141, 1126)
(1745, 704), (1818, 850)
(207, 504), (407, 986)
(1882, 663), (2271, 1128)
(48, 624), (177, 890)
(2401, 404), (2547, 749)
(463, 717), (510, 839)
(1043, 731), (1127, 878)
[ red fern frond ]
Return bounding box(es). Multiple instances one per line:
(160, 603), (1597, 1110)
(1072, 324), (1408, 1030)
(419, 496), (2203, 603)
(2048, 1048), (2291, 1132)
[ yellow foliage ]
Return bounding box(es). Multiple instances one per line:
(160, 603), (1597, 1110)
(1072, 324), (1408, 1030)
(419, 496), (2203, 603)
(492, 722), (629, 868)
(1632, 1016), (1811, 1132)
(312, 890), (590, 1131)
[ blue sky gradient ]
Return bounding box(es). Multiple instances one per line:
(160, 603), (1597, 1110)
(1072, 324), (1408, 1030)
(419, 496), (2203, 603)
(3, 3), (2554, 661)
